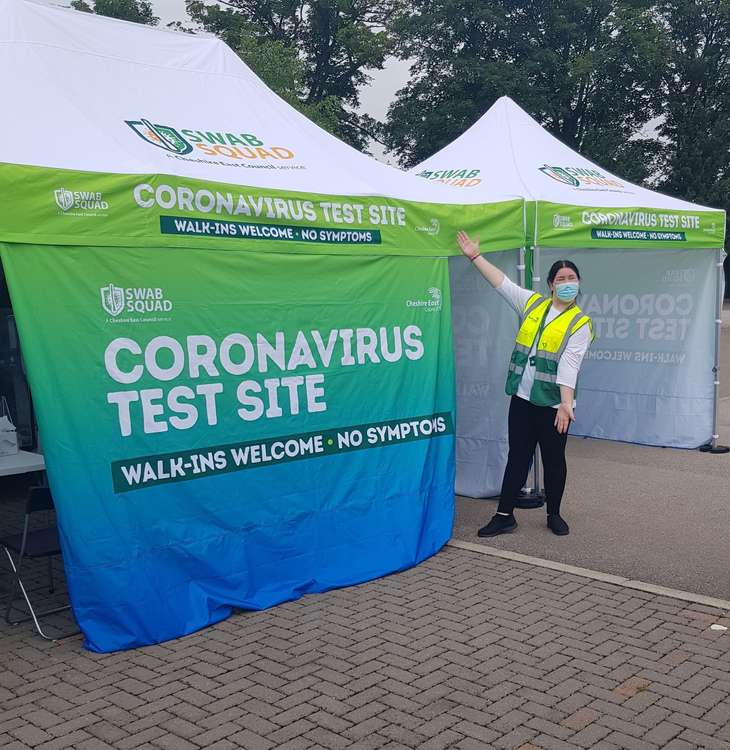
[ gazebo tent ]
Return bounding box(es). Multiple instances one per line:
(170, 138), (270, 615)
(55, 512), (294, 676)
(0, 1), (525, 651)
(412, 96), (726, 499)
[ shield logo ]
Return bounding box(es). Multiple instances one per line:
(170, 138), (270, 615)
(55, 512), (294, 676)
(539, 166), (581, 187)
(54, 188), (74, 212)
(100, 284), (125, 317)
(125, 119), (193, 154)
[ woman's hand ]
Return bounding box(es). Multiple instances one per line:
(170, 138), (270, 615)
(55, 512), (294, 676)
(457, 231), (480, 260)
(554, 402), (574, 434)
(456, 231), (505, 287)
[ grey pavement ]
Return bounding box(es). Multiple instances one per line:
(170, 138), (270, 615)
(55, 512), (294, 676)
(3, 545), (730, 750)
(453, 313), (730, 601)
(0, 308), (729, 750)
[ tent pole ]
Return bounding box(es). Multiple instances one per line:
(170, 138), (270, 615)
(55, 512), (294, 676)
(532, 244), (544, 497)
(518, 247), (526, 288)
(516, 236), (546, 509)
(518, 200), (527, 288)
(700, 247), (729, 454)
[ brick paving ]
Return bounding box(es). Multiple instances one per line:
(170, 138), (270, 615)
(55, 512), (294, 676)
(2, 539), (730, 750)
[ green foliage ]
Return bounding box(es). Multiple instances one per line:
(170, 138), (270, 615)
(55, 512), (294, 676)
(385, 0), (730, 280)
(385, 0), (666, 178)
(70, 0), (159, 25)
(233, 26), (349, 141)
(184, 0), (395, 151)
(654, 1), (730, 211)
(654, 0), (730, 284)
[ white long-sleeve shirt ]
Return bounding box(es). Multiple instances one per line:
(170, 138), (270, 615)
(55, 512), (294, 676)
(496, 277), (591, 406)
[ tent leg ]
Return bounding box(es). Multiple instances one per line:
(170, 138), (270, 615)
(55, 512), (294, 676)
(518, 246), (526, 287)
(516, 448), (545, 508)
(700, 248), (729, 454)
(516, 243), (546, 509)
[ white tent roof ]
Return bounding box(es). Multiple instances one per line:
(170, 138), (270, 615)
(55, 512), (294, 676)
(0, 0), (518, 207)
(412, 96), (716, 213)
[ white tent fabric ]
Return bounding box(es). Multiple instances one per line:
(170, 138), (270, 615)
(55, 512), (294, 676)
(413, 96), (717, 213)
(412, 96), (726, 498)
(0, 0), (519, 207)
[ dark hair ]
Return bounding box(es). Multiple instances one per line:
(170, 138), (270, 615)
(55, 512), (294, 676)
(547, 260), (581, 287)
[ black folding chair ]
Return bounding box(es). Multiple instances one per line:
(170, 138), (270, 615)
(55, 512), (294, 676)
(1, 487), (78, 639)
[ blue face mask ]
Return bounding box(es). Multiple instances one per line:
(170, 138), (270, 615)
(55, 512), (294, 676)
(555, 281), (579, 302)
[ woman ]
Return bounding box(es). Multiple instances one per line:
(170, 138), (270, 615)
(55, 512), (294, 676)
(456, 231), (593, 537)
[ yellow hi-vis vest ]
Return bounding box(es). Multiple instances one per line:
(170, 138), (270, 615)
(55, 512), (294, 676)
(505, 293), (594, 407)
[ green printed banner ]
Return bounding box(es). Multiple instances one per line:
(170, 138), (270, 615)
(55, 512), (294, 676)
(0, 241), (457, 651)
(590, 229), (687, 242)
(538, 201), (726, 249)
(159, 216), (382, 244)
(111, 412), (454, 492)
(0, 163), (525, 256)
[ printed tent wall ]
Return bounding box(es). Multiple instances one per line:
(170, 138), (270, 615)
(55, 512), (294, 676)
(412, 96), (726, 499)
(0, 0), (525, 652)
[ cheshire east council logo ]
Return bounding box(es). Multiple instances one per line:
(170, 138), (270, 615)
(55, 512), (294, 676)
(101, 284), (125, 317)
(428, 287), (442, 304)
(406, 287), (442, 312)
(415, 218), (441, 236)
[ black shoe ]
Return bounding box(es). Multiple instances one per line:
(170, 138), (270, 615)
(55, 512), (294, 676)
(478, 514), (517, 537)
(547, 514), (569, 536)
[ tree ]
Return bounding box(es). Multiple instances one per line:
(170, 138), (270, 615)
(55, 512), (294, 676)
(384, 0), (666, 183)
(70, 0), (159, 25)
(655, 2), (730, 207)
(653, 1), (730, 294)
(183, 1), (395, 151)
(230, 24), (346, 141)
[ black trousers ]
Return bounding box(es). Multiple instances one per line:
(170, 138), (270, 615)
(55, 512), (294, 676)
(497, 396), (569, 516)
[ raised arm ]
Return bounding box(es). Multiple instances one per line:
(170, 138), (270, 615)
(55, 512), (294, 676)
(456, 231), (505, 288)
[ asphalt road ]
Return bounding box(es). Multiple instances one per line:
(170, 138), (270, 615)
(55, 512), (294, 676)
(453, 306), (730, 600)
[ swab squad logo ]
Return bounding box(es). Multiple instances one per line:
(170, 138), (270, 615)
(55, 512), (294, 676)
(54, 187), (109, 215)
(101, 284), (125, 317)
(100, 283), (174, 321)
(54, 188), (74, 212)
(124, 118), (296, 164)
(539, 165), (625, 189)
(552, 213), (574, 229)
(415, 168), (481, 187)
(125, 119), (193, 154)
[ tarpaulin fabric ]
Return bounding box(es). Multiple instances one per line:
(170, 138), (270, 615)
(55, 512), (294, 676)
(0, 163), (523, 256)
(1, 243), (457, 651)
(0, 0), (524, 253)
(411, 96), (725, 250)
(0, 1), (527, 651)
(540, 247), (718, 448)
(450, 252), (521, 498)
